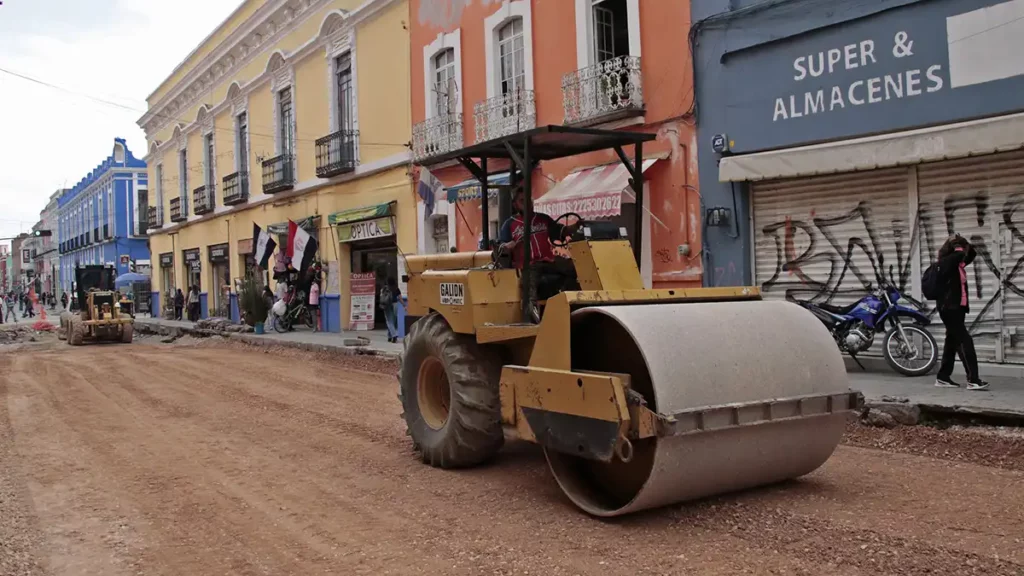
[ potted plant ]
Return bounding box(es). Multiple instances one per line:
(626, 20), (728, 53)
(238, 274), (269, 334)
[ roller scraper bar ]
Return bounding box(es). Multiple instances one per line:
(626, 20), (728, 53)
(651, 391), (864, 438)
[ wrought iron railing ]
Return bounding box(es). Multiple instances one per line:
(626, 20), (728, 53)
(473, 89), (536, 143)
(169, 196), (187, 222)
(412, 114), (463, 162)
(562, 56), (644, 126)
(148, 205), (164, 229)
(193, 184), (214, 215)
(315, 129), (358, 178)
(262, 154), (295, 194)
(222, 172), (249, 205)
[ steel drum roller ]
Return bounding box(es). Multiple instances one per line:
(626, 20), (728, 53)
(548, 300), (849, 517)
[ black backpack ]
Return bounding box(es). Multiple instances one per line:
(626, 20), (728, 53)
(921, 262), (942, 300)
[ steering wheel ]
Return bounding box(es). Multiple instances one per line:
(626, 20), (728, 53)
(550, 212), (584, 247)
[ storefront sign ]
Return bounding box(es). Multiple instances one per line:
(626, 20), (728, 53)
(160, 253), (173, 268)
(337, 217), (394, 243)
(711, 0), (1024, 152)
(208, 243), (229, 262)
(22, 249), (30, 264)
(349, 272), (376, 331)
(184, 249), (201, 271)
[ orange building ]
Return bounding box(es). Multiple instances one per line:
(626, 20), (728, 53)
(410, 0), (701, 287)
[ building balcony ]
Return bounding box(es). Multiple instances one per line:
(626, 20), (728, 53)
(148, 205), (164, 229)
(193, 184), (214, 215)
(412, 114), (463, 162)
(262, 154), (295, 194)
(473, 89), (536, 144)
(562, 56), (644, 127)
(315, 130), (358, 178)
(169, 196), (187, 223)
(222, 172), (249, 205)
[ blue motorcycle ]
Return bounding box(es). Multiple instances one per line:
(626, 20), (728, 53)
(794, 258), (937, 377)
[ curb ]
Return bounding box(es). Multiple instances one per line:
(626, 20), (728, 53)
(134, 321), (402, 360)
(844, 355), (1024, 379)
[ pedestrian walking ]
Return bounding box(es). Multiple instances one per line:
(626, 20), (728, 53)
(308, 278), (320, 332)
(380, 277), (401, 343)
(174, 288), (185, 321)
(188, 286), (200, 322)
(931, 235), (988, 390)
(4, 293), (17, 324)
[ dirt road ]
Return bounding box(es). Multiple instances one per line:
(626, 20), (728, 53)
(1, 341), (1022, 576)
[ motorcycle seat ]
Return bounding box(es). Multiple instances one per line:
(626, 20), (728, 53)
(816, 301), (860, 315)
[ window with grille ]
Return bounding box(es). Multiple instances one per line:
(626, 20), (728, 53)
(279, 88), (293, 156)
(433, 48), (455, 115)
(498, 18), (525, 96)
(336, 54), (353, 131)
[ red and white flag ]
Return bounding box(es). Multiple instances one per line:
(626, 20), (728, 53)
(287, 220), (318, 272)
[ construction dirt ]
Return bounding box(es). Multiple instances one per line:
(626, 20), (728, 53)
(1, 342), (1022, 576)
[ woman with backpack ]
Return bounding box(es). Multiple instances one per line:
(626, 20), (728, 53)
(929, 235), (988, 390)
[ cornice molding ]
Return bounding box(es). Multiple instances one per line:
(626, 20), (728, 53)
(140, 0), (398, 141)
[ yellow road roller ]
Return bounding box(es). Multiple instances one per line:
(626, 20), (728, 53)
(400, 126), (860, 516)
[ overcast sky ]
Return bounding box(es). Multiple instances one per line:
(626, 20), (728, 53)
(0, 0), (241, 246)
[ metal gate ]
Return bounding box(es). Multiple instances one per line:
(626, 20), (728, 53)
(917, 149), (1024, 364)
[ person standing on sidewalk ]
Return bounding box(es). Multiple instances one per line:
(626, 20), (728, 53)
(308, 278), (320, 332)
(380, 277), (401, 343)
(3, 292), (17, 324)
(933, 235), (988, 390)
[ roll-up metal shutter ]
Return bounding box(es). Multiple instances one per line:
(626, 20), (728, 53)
(917, 149), (1024, 364)
(752, 168), (911, 357)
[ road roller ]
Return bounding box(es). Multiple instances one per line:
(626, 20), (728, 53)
(400, 126), (860, 516)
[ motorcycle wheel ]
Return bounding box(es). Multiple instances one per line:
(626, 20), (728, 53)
(882, 323), (938, 377)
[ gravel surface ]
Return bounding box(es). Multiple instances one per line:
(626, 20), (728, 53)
(1, 342), (1022, 576)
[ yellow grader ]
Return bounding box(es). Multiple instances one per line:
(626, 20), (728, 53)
(400, 126), (860, 516)
(60, 265), (134, 345)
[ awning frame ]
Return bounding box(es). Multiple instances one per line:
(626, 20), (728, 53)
(414, 124), (656, 324)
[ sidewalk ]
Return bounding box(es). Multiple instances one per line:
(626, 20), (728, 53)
(134, 316), (404, 357)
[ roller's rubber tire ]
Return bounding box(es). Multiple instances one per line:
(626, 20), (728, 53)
(121, 323), (134, 344)
(398, 313), (503, 468)
(68, 318), (85, 346)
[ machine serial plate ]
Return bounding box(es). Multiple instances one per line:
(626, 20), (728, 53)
(439, 282), (465, 306)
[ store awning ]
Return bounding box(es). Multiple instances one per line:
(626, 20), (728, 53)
(328, 202), (395, 226)
(329, 202), (397, 243)
(534, 159), (658, 219)
(719, 110), (1024, 182)
(446, 172), (510, 203)
(267, 215), (319, 235)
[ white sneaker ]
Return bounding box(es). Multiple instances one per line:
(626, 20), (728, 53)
(966, 381), (990, 391)
(934, 377), (960, 388)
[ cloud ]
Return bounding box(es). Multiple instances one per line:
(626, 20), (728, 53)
(0, 0), (239, 241)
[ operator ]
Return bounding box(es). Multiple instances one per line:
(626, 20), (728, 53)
(498, 187), (581, 295)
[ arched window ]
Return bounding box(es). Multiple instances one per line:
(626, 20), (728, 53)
(497, 18), (524, 96)
(433, 48), (456, 115)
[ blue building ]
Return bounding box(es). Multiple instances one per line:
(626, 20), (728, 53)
(691, 0), (1024, 364)
(58, 138), (149, 292)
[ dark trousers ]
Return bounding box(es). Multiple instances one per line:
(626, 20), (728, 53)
(174, 306), (183, 321)
(938, 308), (979, 382)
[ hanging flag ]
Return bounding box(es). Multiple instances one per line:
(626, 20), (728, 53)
(253, 223), (277, 269)
(287, 219), (319, 273)
(417, 167), (443, 217)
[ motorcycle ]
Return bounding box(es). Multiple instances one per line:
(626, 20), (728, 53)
(793, 257), (938, 376)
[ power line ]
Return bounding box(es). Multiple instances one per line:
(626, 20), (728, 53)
(0, 66), (410, 149)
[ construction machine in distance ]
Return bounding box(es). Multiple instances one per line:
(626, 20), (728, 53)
(60, 264), (134, 345)
(399, 125), (862, 517)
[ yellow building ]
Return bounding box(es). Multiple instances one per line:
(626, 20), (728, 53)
(138, 0), (413, 332)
